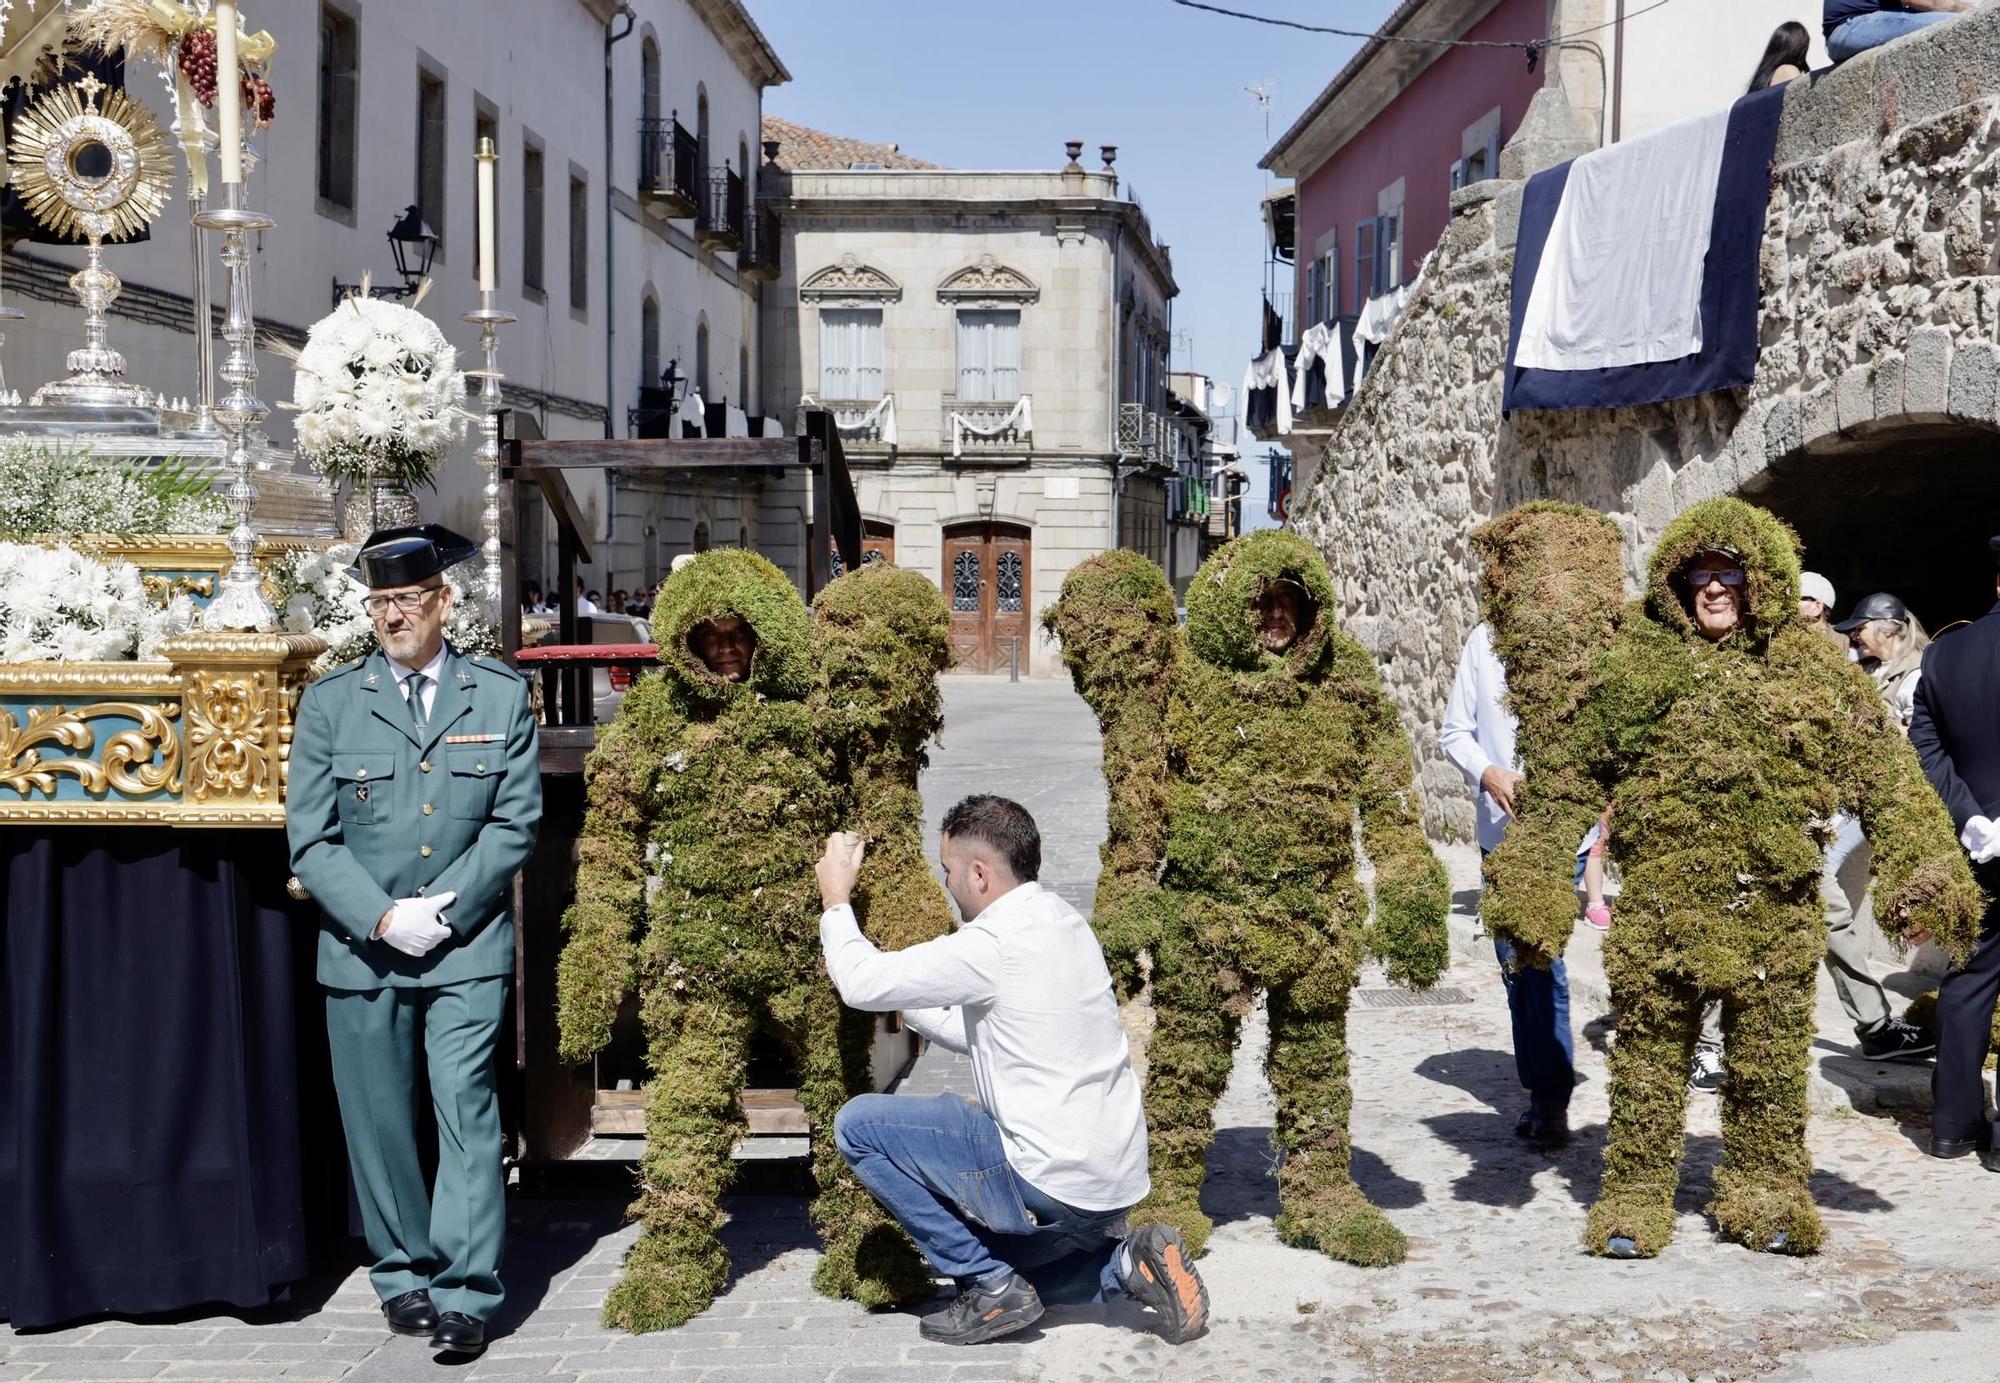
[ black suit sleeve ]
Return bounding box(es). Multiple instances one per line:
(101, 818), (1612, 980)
(1911, 649), (1982, 833)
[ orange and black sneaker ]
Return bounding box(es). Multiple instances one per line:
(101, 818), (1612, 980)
(1121, 1224), (1209, 1343)
(918, 1271), (1045, 1345)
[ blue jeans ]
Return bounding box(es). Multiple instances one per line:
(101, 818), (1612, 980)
(1483, 850), (1575, 1115)
(1828, 10), (1955, 63)
(834, 1092), (1132, 1302)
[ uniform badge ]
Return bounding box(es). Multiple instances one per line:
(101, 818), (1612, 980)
(457, 668), (473, 682)
(365, 672), (380, 686)
(354, 784), (370, 803)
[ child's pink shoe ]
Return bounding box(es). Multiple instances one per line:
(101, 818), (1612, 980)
(1584, 903), (1612, 931)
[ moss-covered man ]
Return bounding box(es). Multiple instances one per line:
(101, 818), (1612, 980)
(1049, 531), (1451, 1266)
(1480, 497), (1983, 1259)
(555, 551), (948, 1331)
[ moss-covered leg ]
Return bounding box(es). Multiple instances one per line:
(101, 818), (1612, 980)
(1710, 971), (1824, 1255)
(780, 982), (936, 1308)
(605, 989), (754, 1333)
(1130, 937), (1244, 1258)
(1587, 977), (1705, 1258)
(1264, 981), (1404, 1265)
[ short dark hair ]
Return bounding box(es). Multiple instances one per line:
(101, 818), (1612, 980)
(941, 794), (1041, 881)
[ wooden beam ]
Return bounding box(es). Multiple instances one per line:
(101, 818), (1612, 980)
(516, 437), (797, 470)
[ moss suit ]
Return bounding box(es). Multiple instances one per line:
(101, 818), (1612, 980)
(554, 552), (950, 1331)
(1048, 531), (1451, 1265)
(1480, 498), (1983, 1258)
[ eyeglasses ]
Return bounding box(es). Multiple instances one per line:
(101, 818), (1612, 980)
(1685, 567), (1746, 588)
(362, 587), (444, 617)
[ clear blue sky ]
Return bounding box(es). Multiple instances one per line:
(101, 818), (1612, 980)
(752, 0), (1401, 520)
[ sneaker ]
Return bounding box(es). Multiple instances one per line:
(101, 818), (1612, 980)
(919, 1271), (1044, 1345)
(1583, 903), (1612, 931)
(1857, 1018), (1936, 1062)
(1118, 1224), (1209, 1344)
(1688, 1042), (1725, 1094)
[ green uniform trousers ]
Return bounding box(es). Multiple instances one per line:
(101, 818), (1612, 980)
(324, 976), (508, 1320)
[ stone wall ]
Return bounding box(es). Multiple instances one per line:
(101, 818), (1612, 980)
(1293, 11), (2000, 840)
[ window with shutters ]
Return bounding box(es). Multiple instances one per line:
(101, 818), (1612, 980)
(315, 5), (358, 216)
(818, 308), (883, 400)
(955, 310), (1021, 403)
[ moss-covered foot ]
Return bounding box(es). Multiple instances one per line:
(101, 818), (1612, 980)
(1585, 1193), (1677, 1259)
(602, 1233), (729, 1333)
(1131, 1192), (1214, 1259)
(814, 1222), (937, 1307)
(1709, 1177), (1826, 1256)
(1275, 1192), (1406, 1267)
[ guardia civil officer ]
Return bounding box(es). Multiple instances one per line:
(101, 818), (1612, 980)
(287, 525), (541, 1359)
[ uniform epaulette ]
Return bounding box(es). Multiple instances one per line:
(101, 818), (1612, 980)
(471, 654), (525, 682)
(316, 658), (367, 683)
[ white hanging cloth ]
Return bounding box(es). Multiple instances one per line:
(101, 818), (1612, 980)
(950, 395), (1033, 457)
(799, 392), (897, 446)
(1353, 252), (1432, 384)
(1240, 348), (1292, 436)
(679, 390), (706, 437)
(1291, 321), (1345, 411)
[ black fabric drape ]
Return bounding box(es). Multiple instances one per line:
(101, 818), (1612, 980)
(0, 828), (343, 1328)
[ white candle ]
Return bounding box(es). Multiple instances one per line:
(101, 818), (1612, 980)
(477, 137), (497, 293)
(216, 2), (241, 185)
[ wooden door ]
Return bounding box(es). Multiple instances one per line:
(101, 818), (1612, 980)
(943, 522), (1031, 673)
(862, 521), (895, 567)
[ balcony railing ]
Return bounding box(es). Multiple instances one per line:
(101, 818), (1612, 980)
(697, 167), (744, 252)
(739, 203), (780, 280)
(1116, 402), (1179, 473)
(638, 115), (699, 218)
(795, 394), (894, 451)
(945, 397), (1032, 457)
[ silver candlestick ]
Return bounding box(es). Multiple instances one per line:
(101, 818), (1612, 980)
(462, 290), (515, 616)
(185, 130), (220, 433)
(193, 179), (277, 631)
(0, 302), (24, 407)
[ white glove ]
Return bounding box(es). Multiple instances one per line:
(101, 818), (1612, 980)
(377, 891), (458, 957)
(1962, 817), (2000, 866)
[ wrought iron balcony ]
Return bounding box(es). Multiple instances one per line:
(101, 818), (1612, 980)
(1116, 402), (1177, 473)
(739, 203), (780, 280)
(697, 167), (744, 252)
(638, 115), (699, 218)
(944, 397), (1032, 458)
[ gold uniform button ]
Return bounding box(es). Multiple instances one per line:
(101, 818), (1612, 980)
(475, 762), (486, 773)
(355, 767), (369, 779)
(420, 760), (433, 773)
(420, 844), (434, 858)
(421, 803), (434, 815)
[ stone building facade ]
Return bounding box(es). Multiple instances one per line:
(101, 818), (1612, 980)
(759, 140), (1179, 675)
(1291, 14), (2000, 841)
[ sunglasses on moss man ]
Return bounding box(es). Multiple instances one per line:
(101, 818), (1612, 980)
(1684, 566), (1746, 588)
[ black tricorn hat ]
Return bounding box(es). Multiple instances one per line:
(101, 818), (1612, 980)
(347, 524), (478, 588)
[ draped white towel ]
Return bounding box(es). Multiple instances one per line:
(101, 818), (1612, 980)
(950, 395), (1032, 457)
(800, 393), (897, 446)
(679, 390), (706, 437)
(1240, 348), (1292, 436)
(1291, 321), (1344, 411)
(1515, 103), (1732, 372)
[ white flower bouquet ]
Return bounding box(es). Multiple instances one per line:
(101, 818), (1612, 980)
(0, 440), (230, 540)
(0, 541), (198, 663)
(287, 296), (469, 489)
(276, 544), (500, 677)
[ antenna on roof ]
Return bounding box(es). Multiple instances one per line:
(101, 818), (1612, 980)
(1246, 80), (1275, 188)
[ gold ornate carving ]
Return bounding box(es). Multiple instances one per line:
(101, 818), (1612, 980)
(183, 669), (272, 802)
(0, 699), (181, 797)
(8, 75), (172, 243)
(799, 252), (902, 304)
(142, 572), (216, 603)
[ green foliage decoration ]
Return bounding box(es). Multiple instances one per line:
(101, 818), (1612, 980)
(1480, 496), (1982, 1262)
(1047, 532), (1449, 1267)
(1043, 550), (1179, 997)
(554, 549), (933, 1332)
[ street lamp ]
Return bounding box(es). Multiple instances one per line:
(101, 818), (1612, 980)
(330, 205), (442, 307)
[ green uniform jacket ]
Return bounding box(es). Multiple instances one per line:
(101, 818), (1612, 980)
(287, 645), (543, 989)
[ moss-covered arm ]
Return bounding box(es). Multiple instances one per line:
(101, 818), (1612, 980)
(555, 682), (665, 1064)
(1342, 643), (1451, 990)
(1851, 720), (1985, 967)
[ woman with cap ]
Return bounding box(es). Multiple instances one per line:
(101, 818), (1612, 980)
(1836, 592), (1930, 731)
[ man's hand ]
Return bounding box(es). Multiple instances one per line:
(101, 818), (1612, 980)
(816, 832), (865, 911)
(373, 891), (458, 957)
(1481, 765), (1524, 818)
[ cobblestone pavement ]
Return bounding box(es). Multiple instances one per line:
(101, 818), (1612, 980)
(8, 677), (2000, 1381)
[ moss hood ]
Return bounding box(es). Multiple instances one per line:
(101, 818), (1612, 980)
(1185, 529), (1339, 677)
(1646, 498), (1801, 650)
(652, 549), (814, 708)
(1042, 549), (1179, 699)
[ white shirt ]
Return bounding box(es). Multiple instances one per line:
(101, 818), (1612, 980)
(819, 880), (1150, 1211)
(389, 644), (447, 720)
(1440, 623), (1517, 853)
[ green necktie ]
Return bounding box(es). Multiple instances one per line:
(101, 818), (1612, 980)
(406, 672), (430, 731)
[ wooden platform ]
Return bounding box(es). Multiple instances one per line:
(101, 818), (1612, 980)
(590, 1086), (809, 1137)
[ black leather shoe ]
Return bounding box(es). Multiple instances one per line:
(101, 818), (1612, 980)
(1980, 1147), (2000, 1174)
(381, 1289), (438, 1336)
(1514, 1107), (1570, 1149)
(1930, 1132), (1985, 1159)
(430, 1311), (485, 1357)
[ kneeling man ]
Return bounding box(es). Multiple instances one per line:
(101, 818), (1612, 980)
(815, 794), (1208, 1346)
